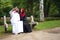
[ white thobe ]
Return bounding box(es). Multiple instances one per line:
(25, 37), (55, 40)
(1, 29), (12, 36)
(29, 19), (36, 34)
(9, 10), (23, 34)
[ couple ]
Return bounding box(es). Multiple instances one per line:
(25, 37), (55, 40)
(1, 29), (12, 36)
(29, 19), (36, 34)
(9, 7), (32, 35)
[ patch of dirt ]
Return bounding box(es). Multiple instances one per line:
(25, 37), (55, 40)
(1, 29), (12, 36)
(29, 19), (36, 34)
(0, 27), (60, 40)
(43, 27), (60, 34)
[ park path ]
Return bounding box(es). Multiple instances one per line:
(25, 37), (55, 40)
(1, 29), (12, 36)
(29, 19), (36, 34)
(0, 27), (60, 40)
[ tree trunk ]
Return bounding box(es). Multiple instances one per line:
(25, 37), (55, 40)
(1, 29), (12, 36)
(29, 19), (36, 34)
(39, 0), (44, 21)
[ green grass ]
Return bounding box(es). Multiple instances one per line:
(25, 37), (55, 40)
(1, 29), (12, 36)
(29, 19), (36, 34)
(0, 26), (4, 33)
(0, 25), (12, 37)
(0, 25), (12, 33)
(34, 20), (60, 30)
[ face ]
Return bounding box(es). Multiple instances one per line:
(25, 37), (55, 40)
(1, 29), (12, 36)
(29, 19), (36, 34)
(12, 9), (18, 13)
(21, 9), (23, 12)
(20, 8), (25, 13)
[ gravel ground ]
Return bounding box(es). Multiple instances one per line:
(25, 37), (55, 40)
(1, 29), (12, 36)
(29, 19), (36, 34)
(0, 27), (60, 40)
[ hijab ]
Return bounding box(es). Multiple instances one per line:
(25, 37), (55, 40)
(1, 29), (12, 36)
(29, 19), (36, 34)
(20, 8), (26, 17)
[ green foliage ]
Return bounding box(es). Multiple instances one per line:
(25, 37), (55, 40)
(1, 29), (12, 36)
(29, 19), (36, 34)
(0, 19), (11, 25)
(1, 0), (13, 8)
(44, 0), (60, 17)
(49, 1), (59, 17)
(0, 0), (60, 17)
(34, 20), (60, 30)
(33, 0), (40, 18)
(34, 18), (40, 22)
(0, 26), (4, 33)
(0, 0), (13, 17)
(0, 19), (4, 25)
(45, 17), (60, 21)
(12, 0), (28, 8)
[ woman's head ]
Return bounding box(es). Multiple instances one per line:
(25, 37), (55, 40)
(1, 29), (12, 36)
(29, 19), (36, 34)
(20, 8), (26, 17)
(20, 8), (25, 13)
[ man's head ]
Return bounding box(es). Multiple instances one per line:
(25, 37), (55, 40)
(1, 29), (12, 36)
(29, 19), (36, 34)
(13, 7), (19, 12)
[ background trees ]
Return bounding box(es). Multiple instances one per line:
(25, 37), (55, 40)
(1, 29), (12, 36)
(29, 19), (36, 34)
(0, 0), (13, 17)
(0, 0), (60, 20)
(44, 0), (60, 17)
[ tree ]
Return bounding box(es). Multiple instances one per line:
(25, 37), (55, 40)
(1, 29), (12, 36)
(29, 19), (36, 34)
(0, 0), (13, 32)
(53, 0), (60, 17)
(44, 0), (51, 17)
(39, 0), (44, 21)
(0, 0), (13, 17)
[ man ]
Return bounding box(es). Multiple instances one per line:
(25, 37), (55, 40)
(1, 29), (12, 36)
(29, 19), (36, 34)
(9, 7), (23, 35)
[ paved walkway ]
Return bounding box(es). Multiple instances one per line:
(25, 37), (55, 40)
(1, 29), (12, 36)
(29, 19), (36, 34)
(0, 27), (60, 40)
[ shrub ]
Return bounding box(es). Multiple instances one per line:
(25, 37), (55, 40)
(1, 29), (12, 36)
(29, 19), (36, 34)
(45, 17), (60, 21)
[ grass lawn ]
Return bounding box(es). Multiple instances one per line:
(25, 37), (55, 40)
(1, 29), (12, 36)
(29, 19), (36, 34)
(0, 26), (4, 33)
(0, 25), (12, 34)
(34, 20), (60, 30)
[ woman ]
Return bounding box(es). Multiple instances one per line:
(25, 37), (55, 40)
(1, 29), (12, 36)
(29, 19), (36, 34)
(9, 7), (23, 35)
(19, 8), (32, 33)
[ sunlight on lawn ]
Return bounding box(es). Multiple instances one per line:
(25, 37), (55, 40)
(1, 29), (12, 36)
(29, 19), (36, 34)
(34, 20), (60, 30)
